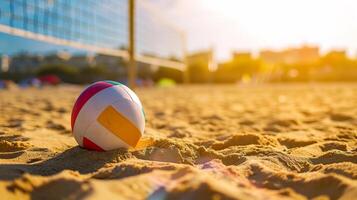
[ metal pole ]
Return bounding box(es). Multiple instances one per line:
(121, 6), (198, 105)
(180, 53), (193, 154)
(128, 0), (136, 89)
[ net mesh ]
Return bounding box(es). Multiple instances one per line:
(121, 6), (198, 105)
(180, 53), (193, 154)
(0, 0), (184, 67)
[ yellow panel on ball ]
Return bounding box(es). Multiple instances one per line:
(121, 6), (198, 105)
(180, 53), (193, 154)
(97, 105), (141, 147)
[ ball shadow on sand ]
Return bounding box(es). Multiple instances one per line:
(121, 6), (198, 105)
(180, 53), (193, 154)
(0, 146), (132, 180)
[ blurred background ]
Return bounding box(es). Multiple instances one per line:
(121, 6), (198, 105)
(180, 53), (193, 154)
(0, 0), (357, 88)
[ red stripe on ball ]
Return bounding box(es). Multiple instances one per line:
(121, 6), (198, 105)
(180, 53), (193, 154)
(71, 81), (113, 130)
(83, 136), (105, 151)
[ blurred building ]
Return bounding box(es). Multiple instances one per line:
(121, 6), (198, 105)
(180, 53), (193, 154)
(67, 55), (94, 68)
(232, 52), (252, 60)
(324, 50), (347, 60)
(260, 45), (320, 64)
(1, 54), (10, 72)
(9, 53), (43, 72)
(187, 50), (216, 71)
(186, 49), (215, 83)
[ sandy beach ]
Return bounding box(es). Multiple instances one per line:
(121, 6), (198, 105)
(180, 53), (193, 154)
(0, 83), (356, 200)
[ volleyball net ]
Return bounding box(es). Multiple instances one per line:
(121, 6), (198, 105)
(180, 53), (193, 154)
(0, 0), (186, 72)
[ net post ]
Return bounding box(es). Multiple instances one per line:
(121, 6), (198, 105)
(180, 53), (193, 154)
(128, 0), (136, 89)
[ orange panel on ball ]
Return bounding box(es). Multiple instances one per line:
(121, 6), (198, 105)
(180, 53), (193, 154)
(97, 105), (141, 147)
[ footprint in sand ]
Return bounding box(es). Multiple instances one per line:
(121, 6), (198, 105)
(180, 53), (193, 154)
(263, 119), (300, 133)
(329, 113), (354, 122)
(57, 107), (68, 113)
(268, 119), (299, 127)
(46, 120), (66, 131)
(5, 118), (24, 128)
(239, 119), (255, 126)
(0, 141), (29, 159)
(320, 142), (347, 152)
(0, 140), (30, 152)
(42, 101), (55, 112)
(311, 151), (357, 165)
(0, 134), (31, 159)
(211, 134), (270, 150)
(46, 120), (71, 134)
(27, 157), (43, 163)
(278, 138), (316, 149)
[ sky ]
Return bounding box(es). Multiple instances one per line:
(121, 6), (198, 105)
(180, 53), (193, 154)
(150, 0), (357, 60)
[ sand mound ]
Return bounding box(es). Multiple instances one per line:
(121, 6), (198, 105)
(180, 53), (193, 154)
(0, 84), (356, 199)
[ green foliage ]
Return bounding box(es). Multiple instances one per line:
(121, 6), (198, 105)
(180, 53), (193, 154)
(35, 64), (124, 84)
(157, 78), (176, 87)
(36, 64), (79, 83)
(79, 65), (110, 83)
(153, 67), (183, 83)
(0, 72), (34, 82)
(214, 57), (261, 83)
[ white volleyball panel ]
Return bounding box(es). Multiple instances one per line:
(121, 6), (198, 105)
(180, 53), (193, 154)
(120, 84), (143, 109)
(111, 98), (145, 134)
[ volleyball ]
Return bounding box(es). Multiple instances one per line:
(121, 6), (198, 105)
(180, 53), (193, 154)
(71, 81), (145, 151)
